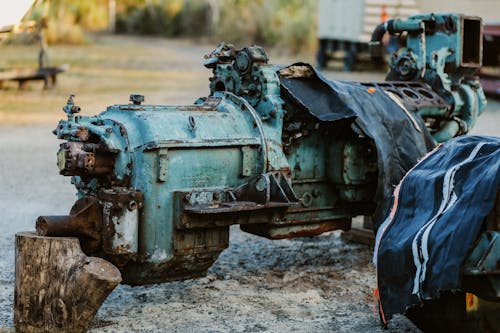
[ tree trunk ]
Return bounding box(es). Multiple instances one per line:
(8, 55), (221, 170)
(14, 232), (121, 333)
(108, 0), (116, 33)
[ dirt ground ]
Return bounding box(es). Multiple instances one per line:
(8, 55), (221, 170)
(0, 36), (498, 333)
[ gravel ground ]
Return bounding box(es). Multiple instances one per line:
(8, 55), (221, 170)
(0, 124), (420, 333)
(0, 38), (499, 332)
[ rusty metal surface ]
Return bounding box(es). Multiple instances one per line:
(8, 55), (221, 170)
(57, 141), (115, 176)
(122, 227), (229, 285)
(99, 187), (143, 267)
(241, 219), (351, 240)
(36, 197), (102, 253)
(184, 201), (289, 215)
(360, 81), (450, 111)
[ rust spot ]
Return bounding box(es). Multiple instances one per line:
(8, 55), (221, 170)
(58, 141), (115, 176)
(76, 126), (89, 141)
(271, 221), (350, 239)
(36, 197), (102, 254)
(183, 246), (194, 255)
(241, 220), (351, 240)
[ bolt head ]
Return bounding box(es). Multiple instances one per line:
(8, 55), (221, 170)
(130, 94), (145, 105)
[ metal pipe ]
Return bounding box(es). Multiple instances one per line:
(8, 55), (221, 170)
(370, 18), (423, 62)
(36, 197), (103, 254)
(371, 21), (391, 43)
(391, 18), (422, 33)
(457, 83), (480, 131)
(369, 21), (393, 62)
(432, 120), (460, 143)
(36, 215), (99, 240)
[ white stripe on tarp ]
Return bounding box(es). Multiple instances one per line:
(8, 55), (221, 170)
(373, 146), (441, 267)
(411, 159), (458, 294)
(411, 142), (485, 296)
(384, 91), (422, 133)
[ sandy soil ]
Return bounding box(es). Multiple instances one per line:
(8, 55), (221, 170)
(0, 36), (498, 333)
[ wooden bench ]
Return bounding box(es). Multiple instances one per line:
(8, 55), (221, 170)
(0, 65), (67, 89)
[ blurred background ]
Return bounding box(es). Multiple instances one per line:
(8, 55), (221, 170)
(4, 0), (500, 50)
(0, 1), (499, 332)
(0, 0), (499, 120)
(3, 0), (500, 55)
(4, 0), (318, 53)
(0, 0), (499, 123)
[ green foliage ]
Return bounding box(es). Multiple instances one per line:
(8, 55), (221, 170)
(214, 0), (317, 54)
(116, 0), (213, 37)
(17, 0), (318, 54)
(116, 0), (318, 54)
(25, 0), (109, 44)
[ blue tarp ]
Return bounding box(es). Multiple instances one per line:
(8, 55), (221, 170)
(374, 135), (500, 321)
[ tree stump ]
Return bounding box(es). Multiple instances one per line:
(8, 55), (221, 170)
(14, 232), (122, 333)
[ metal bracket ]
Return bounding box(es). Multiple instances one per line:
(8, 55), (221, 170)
(234, 172), (299, 205)
(158, 148), (168, 182)
(241, 146), (252, 177)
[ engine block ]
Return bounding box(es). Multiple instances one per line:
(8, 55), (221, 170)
(39, 13), (486, 285)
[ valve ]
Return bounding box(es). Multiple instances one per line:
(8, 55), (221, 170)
(63, 94), (81, 119)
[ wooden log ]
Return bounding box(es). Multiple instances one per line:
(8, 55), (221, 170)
(14, 232), (122, 333)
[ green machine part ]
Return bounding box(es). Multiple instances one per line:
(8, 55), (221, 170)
(370, 13), (487, 142)
(43, 13), (487, 285)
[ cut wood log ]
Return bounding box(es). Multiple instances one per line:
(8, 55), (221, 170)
(14, 232), (121, 333)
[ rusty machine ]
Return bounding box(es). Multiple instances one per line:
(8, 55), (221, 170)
(36, 12), (496, 304)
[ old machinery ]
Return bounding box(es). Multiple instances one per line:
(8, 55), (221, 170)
(370, 13), (486, 142)
(38, 13), (488, 286)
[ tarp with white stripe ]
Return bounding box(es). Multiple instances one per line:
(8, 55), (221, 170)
(374, 135), (500, 320)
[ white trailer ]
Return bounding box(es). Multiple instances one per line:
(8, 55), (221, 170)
(316, 0), (417, 69)
(317, 0), (500, 70)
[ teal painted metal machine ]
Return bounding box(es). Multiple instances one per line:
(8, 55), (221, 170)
(36, 13), (495, 294)
(370, 13), (487, 142)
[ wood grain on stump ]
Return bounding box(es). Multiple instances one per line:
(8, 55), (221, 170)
(14, 232), (121, 333)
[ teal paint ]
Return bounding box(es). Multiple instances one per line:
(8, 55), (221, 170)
(386, 13), (487, 142)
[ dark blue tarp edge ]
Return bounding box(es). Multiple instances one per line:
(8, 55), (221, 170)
(374, 135), (500, 321)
